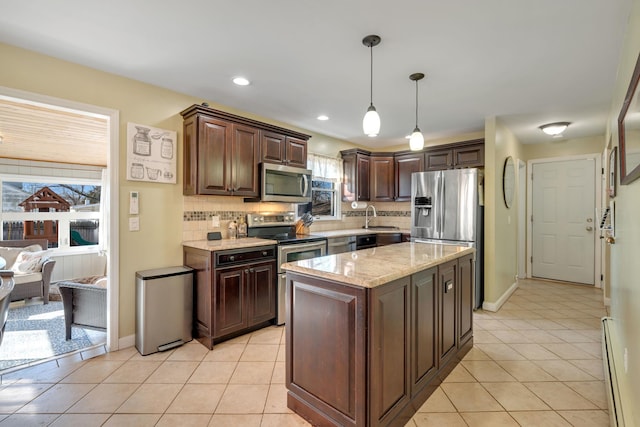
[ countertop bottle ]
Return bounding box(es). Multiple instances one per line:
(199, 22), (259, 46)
(237, 217), (247, 238)
(228, 220), (237, 239)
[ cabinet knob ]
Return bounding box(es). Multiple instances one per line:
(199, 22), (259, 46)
(244, 269), (250, 274)
(229, 255), (235, 261)
(262, 251), (268, 256)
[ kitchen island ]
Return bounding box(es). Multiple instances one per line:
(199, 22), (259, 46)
(282, 242), (475, 427)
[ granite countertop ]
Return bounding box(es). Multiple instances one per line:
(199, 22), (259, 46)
(183, 237), (277, 251)
(282, 241), (474, 288)
(311, 228), (411, 238)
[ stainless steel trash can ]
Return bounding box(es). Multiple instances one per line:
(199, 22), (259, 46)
(135, 266), (193, 356)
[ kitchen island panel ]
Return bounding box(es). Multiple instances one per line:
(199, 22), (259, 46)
(286, 274), (367, 427)
(411, 267), (438, 394)
(369, 277), (411, 426)
(284, 242), (474, 427)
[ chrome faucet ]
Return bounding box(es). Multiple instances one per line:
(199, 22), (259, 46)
(365, 205), (377, 229)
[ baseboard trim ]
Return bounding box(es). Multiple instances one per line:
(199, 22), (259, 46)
(118, 334), (135, 350)
(482, 281), (518, 312)
(602, 317), (634, 426)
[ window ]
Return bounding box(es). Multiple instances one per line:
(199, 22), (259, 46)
(298, 153), (342, 221)
(1, 177), (102, 250)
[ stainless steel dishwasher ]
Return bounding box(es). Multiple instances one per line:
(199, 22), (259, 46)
(327, 236), (356, 255)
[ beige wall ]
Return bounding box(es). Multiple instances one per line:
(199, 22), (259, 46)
(483, 117), (524, 305)
(0, 42), (356, 338)
(604, 0), (640, 421)
(522, 135), (603, 160)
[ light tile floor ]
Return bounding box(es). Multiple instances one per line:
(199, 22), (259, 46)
(0, 278), (609, 426)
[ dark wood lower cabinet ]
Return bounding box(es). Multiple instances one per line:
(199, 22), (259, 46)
(411, 268), (438, 395)
(286, 254), (474, 427)
(184, 246), (276, 349)
(286, 275), (367, 427)
(458, 254), (474, 346)
(438, 260), (458, 367)
(370, 278), (411, 426)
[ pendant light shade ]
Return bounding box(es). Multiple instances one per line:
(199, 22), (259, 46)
(362, 35), (381, 137)
(409, 73), (425, 151)
(409, 127), (425, 151)
(363, 105), (380, 137)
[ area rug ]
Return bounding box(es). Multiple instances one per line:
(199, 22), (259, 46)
(0, 301), (106, 371)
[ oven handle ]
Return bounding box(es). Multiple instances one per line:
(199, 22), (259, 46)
(280, 240), (326, 252)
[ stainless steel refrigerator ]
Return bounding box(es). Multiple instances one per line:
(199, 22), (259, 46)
(411, 168), (484, 309)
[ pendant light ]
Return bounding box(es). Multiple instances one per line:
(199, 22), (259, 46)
(409, 73), (425, 151)
(362, 35), (381, 137)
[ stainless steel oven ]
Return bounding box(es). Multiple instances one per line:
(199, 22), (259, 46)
(276, 240), (326, 325)
(247, 212), (327, 325)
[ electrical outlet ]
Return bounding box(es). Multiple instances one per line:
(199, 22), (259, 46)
(624, 348), (628, 373)
(211, 215), (220, 228)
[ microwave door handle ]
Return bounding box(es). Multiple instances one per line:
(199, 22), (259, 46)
(301, 174), (309, 196)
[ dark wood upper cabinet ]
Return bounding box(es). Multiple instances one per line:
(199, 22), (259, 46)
(341, 140), (482, 203)
(453, 143), (484, 169)
(260, 132), (308, 168)
(424, 148), (453, 171)
(370, 154), (395, 202)
(181, 104), (311, 196)
(284, 136), (308, 168)
(341, 149), (371, 202)
(230, 124), (260, 196)
(394, 152), (424, 201)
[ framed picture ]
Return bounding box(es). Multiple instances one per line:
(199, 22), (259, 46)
(126, 122), (177, 184)
(609, 146), (617, 198)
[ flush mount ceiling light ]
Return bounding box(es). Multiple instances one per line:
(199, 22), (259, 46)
(232, 76), (250, 86)
(409, 73), (425, 151)
(362, 35), (381, 137)
(317, 115), (329, 121)
(539, 122), (570, 137)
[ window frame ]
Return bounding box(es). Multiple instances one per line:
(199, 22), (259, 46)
(0, 173), (102, 254)
(309, 177), (341, 221)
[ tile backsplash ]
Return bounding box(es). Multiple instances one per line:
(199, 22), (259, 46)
(182, 196), (411, 241)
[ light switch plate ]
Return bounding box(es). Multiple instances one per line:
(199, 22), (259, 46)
(129, 216), (140, 231)
(211, 215), (220, 228)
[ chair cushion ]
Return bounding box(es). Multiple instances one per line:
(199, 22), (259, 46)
(69, 275), (107, 288)
(13, 272), (43, 285)
(0, 245), (43, 267)
(11, 250), (52, 274)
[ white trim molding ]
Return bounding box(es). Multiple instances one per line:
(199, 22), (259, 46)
(0, 85), (120, 352)
(482, 281), (519, 312)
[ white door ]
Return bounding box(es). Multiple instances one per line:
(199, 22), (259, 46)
(531, 159), (596, 284)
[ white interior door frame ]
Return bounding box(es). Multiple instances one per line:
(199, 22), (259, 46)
(0, 85), (120, 350)
(526, 153), (602, 287)
(517, 159), (527, 279)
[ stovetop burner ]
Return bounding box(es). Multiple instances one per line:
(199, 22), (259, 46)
(246, 211), (326, 245)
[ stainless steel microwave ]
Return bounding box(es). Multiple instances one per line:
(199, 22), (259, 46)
(261, 163), (312, 203)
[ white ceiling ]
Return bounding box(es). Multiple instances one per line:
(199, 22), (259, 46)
(0, 0), (632, 148)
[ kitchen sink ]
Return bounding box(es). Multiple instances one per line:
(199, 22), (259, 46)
(362, 226), (399, 230)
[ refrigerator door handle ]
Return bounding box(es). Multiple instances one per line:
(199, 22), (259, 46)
(438, 173), (445, 239)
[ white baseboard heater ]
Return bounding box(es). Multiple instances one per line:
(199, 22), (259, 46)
(602, 317), (628, 426)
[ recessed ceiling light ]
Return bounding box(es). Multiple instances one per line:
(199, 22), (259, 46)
(232, 77), (250, 86)
(317, 115), (329, 121)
